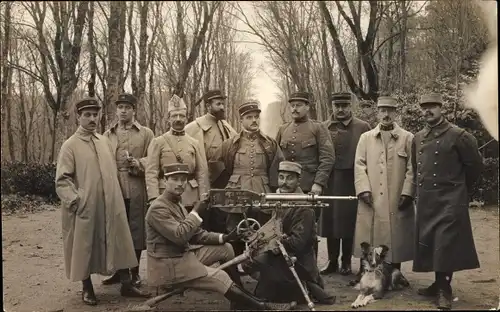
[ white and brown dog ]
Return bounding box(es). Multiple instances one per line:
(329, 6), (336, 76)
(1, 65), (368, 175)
(351, 242), (409, 309)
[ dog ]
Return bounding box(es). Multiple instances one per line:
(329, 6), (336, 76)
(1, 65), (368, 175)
(351, 242), (410, 309)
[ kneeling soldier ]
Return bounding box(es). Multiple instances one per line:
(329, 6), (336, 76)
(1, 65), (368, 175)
(145, 163), (295, 310)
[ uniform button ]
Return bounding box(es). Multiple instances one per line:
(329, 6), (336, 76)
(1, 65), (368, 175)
(291, 151), (295, 154)
(420, 142), (424, 145)
(292, 137), (296, 139)
(380, 171), (383, 174)
(251, 174), (254, 177)
(434, 162), (438, 165)
(418, 172), (421, 176)
(435, 151), (438, 155)
(433, 183), (437, 187)
(433, 173), (436, 177)
(419, 183), (422, 186)
(293, 130), (297, 133)
(436, 140), (440, 144)
(250, 161), (254, 164)
(251, 149), (255, 153)
(419, 151), (422, 155)
(380, 183), (383, 186)
(380, 192), (383, 195)
(418, 162), (422, 165)
(250, 155), (254, 158)
(251, 144), (254, 147)
(251, 167), (254, 170)
(291, 143), (295, 146)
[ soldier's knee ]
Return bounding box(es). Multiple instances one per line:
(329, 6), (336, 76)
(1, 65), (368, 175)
(223, 243), (235, 260)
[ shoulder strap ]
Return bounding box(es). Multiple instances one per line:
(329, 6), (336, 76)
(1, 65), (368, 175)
(162, 134), (184, 163)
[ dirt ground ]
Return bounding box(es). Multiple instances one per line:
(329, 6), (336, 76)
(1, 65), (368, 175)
(2, 205), (499, 312)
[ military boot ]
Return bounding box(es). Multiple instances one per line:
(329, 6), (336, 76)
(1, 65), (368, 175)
(118, 269), (151, 298)
(224, 283), (296, 311)
(82, 277), (97, 306)
(130, 266), (141, 287)
(101, 272), (121, 285)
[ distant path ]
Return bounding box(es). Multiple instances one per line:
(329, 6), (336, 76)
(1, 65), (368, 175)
(2, 205), (499, 312)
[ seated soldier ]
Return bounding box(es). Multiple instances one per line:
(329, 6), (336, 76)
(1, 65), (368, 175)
(145, 163), (295, 311)
(245, 161), (336, 305)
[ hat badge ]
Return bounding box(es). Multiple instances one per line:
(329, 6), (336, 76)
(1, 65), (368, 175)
(174, 101), (180, 108)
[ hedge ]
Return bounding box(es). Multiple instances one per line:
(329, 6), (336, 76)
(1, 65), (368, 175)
(1, 159), (498, 206)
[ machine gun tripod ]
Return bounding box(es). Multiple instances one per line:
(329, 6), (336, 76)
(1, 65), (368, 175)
(130, 189), (357, 311)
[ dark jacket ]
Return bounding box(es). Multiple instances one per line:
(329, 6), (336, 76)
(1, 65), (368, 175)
(276, 118), (335, 191)
(412, 119), (483, 273)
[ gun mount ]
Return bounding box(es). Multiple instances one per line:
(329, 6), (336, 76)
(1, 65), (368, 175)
(133, 188), (357, 311)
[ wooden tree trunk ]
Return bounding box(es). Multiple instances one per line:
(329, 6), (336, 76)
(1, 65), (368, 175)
(106, 1), (126, 128)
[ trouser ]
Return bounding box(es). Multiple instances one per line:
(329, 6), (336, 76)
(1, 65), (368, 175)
(435, 272), (453, 289)
(124, 198), (142, 265)
(176, 244), (236, 294)
(326, 237), (354, 265)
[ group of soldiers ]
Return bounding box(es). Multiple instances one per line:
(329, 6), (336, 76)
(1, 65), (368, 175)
(55, 88), (483, 311)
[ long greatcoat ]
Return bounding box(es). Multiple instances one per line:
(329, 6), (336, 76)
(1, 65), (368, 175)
(353, 123), (415, 263)
(104, 121), (154, 250)
(145, 191), (222, 287)
(55, 126), (138, 282)
(412, 119), (482, 273)
(319, 116), (371, 238)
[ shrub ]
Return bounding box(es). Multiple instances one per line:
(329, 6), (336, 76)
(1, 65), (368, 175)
(1, 162), (58, 202)
(473, 157), (499, 205)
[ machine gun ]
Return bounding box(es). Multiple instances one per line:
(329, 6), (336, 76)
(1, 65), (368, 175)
(130, 189), (357, 312)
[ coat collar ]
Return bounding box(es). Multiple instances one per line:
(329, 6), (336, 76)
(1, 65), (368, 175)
(197, 114), (219, 131)
(75, 126), (100, 142)
(422, 118), (452, 138)
(325, 115), (353, 129)
(233, 130), (268, 144)
(373, 122), (401, 140)
(109, 120), (142, 132)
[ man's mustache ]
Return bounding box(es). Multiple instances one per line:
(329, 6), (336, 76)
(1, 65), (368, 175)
(89, 122), (96, 126)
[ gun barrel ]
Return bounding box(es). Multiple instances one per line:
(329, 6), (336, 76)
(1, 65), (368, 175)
(263, 194), (357, 201)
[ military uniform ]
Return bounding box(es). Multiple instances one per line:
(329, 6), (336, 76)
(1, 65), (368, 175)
(185, 90), (237, 233)
(103, 93), (155, 286)
(319, 92), (371, 275)
(210, 101), (284, 256)
(250, 162), (334, 305)
(146, 163), (295, 311)
(145, 96), (209, 209)
(411, 94), (483, 310)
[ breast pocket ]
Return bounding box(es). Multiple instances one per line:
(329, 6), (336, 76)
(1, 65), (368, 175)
(301, 139), (317, 156)
(235, 148), (247, 166)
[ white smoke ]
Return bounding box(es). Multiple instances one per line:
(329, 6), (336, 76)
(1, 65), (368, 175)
(464, 0), (498, 140)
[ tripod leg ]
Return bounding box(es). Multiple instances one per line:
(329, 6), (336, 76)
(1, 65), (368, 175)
(277, 241), (316, 311)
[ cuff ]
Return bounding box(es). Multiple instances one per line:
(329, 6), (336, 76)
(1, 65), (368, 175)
(219, 234), (224, 244)
(190, 211), (203, 223)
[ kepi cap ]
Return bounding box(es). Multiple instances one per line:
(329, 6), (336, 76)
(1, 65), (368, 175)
(75, 97), (101, 112)
(278, 161), (302, 175)
(168, 95), (187, 113)
(116, 93), (137, 108)
(163, 163), (189, 177)
(203, 90), (227, 103)
(420, 93), (443, 106)
(239, 100), (261, 117)
(331, 92), (353, 105)
(377, 96), (398, 108)
(288, 91), (312, 104)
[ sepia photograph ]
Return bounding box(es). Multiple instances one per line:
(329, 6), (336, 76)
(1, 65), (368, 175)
(1, 1), (498, 311)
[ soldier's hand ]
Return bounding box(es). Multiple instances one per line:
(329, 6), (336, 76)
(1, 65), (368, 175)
(192, 198), (210, 216)
(222, 228), (242, 243)
(311, 183), (323, 195)
(359, 192), (373, 207)
(127, 157), (140, 169)
(398, 195), (413, 211)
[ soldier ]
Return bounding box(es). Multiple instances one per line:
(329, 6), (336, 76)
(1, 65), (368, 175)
(275, 91), (335, 258)
(352, 96), (415, 285)
(210, 101), (284, 258)
(145, 95), (209, 212)
(319, 92), (371, 276)
(55, 98), (150, 306)
(248, 161), (335, 305)
(101, 93), (154, 287)
(145, 163), (295, 311)
(412, 93), (483, 310)
(185, 89), (237, 232)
